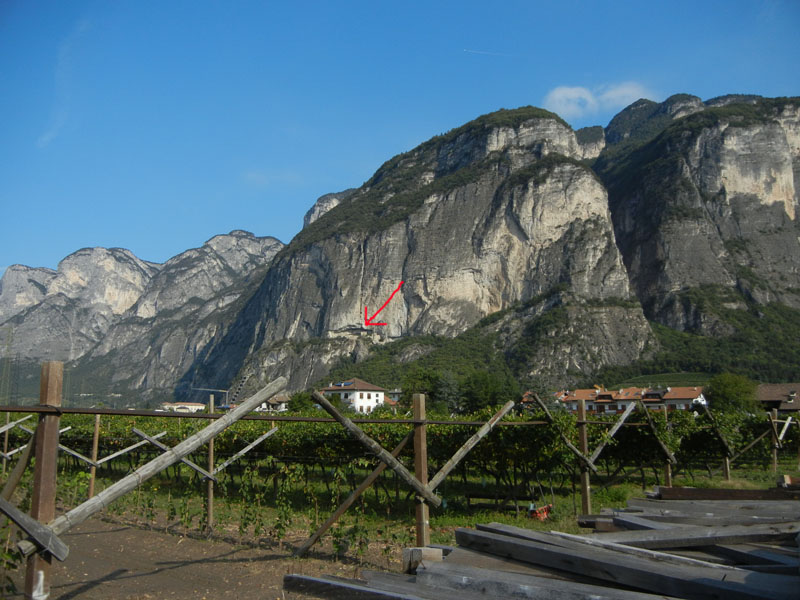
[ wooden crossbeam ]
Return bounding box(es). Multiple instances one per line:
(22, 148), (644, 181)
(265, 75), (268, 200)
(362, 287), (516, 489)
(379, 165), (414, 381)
(0, 414), (31, 435)
(213, 426), (277, 474)
(16, 425), (91, 468)
(0, 497), (68, 561)
(530, 394), (598, 473)
(96, 431), (167, 465)
(767, 412), (783, 449)
(132, 428), (217, 482)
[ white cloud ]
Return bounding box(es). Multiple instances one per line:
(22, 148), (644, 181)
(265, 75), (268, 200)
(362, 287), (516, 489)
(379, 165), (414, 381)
(37, 19), (90, 149)
(543, 81), (655, 120)
(596, 82), (652, 111)
(543, 86), (598, 119)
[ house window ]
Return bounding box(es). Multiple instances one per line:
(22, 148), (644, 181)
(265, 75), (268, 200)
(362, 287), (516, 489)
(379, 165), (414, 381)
(360, 392), (364, 399)
(368, 393), (371, 400)
(608, 404), (617, 411)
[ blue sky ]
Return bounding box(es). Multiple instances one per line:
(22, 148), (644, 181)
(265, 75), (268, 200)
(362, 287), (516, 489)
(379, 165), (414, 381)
(1, 1), (798, 275)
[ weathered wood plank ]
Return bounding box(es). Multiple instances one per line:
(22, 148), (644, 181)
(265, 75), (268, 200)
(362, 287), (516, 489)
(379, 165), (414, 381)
(283, 573), (428, 599)
(587, 521), (800, 549)
(656, 486), (800, 501)
(455, 527), (799, 600)
(0, 497), (68, 561)
(415, 560), (680, 600)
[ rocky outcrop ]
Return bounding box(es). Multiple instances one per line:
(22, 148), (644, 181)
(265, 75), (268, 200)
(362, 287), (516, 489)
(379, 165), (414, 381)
(0, 248), (159, 361)
(597, 97), (800, 329)
(303, 190), (356, 228)
(74, 231), (283, 399)
(1, 232), (283, 401)
(576, 126), (605, 160)
(190, 108), (651, 393)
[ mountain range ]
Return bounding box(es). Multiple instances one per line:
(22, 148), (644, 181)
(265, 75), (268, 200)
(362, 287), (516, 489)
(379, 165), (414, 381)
(1, 93), (798, 406)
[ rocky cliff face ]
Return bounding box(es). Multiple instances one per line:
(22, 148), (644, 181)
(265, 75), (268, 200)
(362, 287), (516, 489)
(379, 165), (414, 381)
(189, 108), (651, 392)
(6, 95), (799, 402)
(303, 190), (356, 228)
(0, 248), (159, 361)
(1, 231), (282, 401)
(596, 96), (800, 330)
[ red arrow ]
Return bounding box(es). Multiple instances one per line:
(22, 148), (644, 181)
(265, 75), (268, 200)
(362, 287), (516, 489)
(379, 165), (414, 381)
(364, 281), (404, 326)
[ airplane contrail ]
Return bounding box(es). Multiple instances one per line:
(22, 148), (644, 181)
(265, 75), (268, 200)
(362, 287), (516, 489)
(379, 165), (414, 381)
(463, 48), (515, 57)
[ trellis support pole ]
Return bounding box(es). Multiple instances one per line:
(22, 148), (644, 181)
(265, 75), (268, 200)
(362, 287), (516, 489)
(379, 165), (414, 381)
(25, 361), (62, 600)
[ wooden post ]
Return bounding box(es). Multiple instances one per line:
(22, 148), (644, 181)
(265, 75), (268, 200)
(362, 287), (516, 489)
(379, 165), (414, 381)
(25, 361), (62, 600)
(722, 456), (731, 481)
(2, 412), (8, 475)
(88, 414), (100, 498)
(771, 409), (779, 473)
(664, 462), (673, 487)
(206, 394), (215, 533)
(413, 394), (430, 547)
(578, 399), (591, 515)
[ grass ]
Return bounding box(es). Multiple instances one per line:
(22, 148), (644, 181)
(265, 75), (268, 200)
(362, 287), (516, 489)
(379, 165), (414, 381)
(609, 372), (712, 388)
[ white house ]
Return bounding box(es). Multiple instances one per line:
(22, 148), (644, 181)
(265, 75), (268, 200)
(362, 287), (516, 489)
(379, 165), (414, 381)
(320, 378), (388, 414)
(254, 394), (290, 413)
(158, 401), (207, 413)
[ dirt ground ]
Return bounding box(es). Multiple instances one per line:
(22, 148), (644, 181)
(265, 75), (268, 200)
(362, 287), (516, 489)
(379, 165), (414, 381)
(5, 516), (399, 599)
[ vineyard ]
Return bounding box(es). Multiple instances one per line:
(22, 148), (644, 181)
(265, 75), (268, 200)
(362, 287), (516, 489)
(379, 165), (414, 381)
(3, 402), (798, 558)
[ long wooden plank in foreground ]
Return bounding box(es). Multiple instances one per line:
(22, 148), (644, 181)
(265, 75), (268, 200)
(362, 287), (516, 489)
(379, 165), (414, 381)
(18, 377), (286, 557)
(455, 527), (799, 600)
(415, 560), (679, 600)
(591, 521), (800, 549)
(656, 486), (800, 501)
(283, 573), (434, 599)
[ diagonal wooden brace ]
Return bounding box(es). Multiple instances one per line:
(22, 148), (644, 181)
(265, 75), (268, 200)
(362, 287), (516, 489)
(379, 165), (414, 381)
(213, 427), (277, 475)
(428, 400), (515, 492)
(532, 394), (598, 474)
(0, 497), (69, 561)
(313, 392), (441, 507)
(636, 401), (677, 465)
(133, 428), (217, 482)
(19, 425), (95, 468)
(589, 401), (636, 465)
(96, 432), (167, 465)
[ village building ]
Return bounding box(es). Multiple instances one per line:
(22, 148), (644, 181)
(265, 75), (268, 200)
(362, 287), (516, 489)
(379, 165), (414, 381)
(320, 378), (391, 414)
(553, 386), (706, 414)
(254, 394), (290, 413)
(158, 401), (207, 413)
(757, 383), (800, 413)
